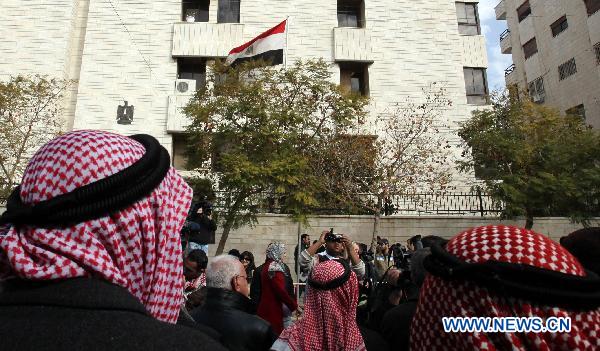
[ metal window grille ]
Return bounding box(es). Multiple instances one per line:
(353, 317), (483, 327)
(595, 42), (600, 65)
(558, 58), (577, 80)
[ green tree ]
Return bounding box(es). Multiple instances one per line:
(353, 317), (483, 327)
(184, 59), (367, 254)
(458, 90), (600, 229)
(0, 75), (71, 199)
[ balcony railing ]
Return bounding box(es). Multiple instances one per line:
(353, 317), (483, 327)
(499, 29), (512, 54)
(504, 63), (516, 77)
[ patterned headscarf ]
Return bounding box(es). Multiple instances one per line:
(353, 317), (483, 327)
(411, 225), (600, 350)
(0, 130), (193, 324)
(275, 260), (366, 351)
(267, 242), (286, 273)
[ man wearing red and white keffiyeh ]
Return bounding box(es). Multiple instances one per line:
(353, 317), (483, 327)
(0, 130), (191, 324)
(411, 225), (600, 351)
(271, 259), (366, 351)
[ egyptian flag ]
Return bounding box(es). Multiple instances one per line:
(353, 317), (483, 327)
(225, 20), (286, 67)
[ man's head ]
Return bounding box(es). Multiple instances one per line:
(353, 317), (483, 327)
(411, 225), (600, 350)
(184, 249), (208, 281)
(206, 254), (249, 297)
(0, 130), (192, 324)
(324, 231), (345, 257)
(376, 238), (389, 254)
(560, 227), (600, 275)
(301, 233), (310, 246)
(228, 249), (241, 259)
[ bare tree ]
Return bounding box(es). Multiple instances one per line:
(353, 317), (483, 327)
(310, 83), (454, 243)
(0, 75), (71, 198)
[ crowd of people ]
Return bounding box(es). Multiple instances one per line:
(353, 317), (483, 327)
(0, 130), (599, 351)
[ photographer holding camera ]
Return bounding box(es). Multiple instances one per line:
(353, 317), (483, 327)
(183, 199), (217, 253)
(299, 229), (365, 280)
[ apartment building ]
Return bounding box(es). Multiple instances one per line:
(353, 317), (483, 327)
(1, 1), (488, 187)
(496, 0), (600, 127)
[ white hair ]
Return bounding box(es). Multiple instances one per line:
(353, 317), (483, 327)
(206, 254), (243, 290)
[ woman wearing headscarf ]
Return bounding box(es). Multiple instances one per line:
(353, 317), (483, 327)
(411, 225), (600, 351)
(271, 259), (366, 351)
(257, 242), (298, 335)
(0, 130), (226, 351)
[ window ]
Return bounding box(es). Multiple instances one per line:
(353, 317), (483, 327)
(558, 58), (577, 80)
(566, 104), (586, 120)
(456, 2), (480, 35)
(182, 0), (209, 22)
(463, 67), (488, 105)
(594, 42), (600, 65)
(584, 0), (600, 16)
(527, 77), (545, 103)
(218, 0), (240, 23)
(178, 58), (206, 90)
(339, 62), (369, 96)
(172, 134), (190, 170)
(522, 38), (538, 59)
(517, 1), (531, 22)
(550, 16), (568, 37)
(338, 0), (365, 28)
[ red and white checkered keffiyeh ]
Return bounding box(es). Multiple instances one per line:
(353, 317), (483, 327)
(0, 130), (193, 324)
(276, 260), (366, 351)
(185, 272), (206, 292)
(411, 225), (600, 351)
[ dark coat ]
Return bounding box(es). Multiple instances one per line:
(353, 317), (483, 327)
(0, 278), (227, 351)
(381, 300), (418, 350)
(191, 287), (278, 351)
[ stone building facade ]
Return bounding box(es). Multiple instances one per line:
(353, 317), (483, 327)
(1, 0), (488, 187)
(496, 0), (600, 127)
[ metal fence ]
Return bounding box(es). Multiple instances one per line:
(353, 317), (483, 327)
(210, 191), (503, 217)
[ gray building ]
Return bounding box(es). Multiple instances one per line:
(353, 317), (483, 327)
(496, 0), (600, 127)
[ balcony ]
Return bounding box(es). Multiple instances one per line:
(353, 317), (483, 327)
(167, 94), (194, 133)
(589, 8), (600, 46)
(172, 22), (244, 57)
(333, 27), (373, 62)
(504, 63), (518, 86)
(495, 0), (507, 20)
(499, 29), (512, 54)
(518, 15), (535, 45)
(461, 35), (488, 67)
(524, 53), (542, 81)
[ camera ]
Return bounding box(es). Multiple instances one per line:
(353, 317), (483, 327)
(324, 228), (343, 243)
(390, 243), (411, 271)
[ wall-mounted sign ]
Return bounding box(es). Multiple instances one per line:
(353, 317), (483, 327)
(117, 101), (134, 125)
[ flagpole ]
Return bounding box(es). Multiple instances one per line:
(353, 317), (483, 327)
(284, 16), (289, 70)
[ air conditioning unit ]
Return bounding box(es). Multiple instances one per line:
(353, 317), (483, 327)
(531, 93), (544, 103)
(174, 79), (196, 95)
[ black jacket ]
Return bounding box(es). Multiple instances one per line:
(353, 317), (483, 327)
(0, 278), (227, 351)
(191, 287), (278, 351)
(381, 299), (418, 350)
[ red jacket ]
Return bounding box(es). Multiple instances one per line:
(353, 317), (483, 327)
(256, 259), (298, 335)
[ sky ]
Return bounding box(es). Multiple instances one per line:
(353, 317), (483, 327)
(478, 0), (514, 92)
